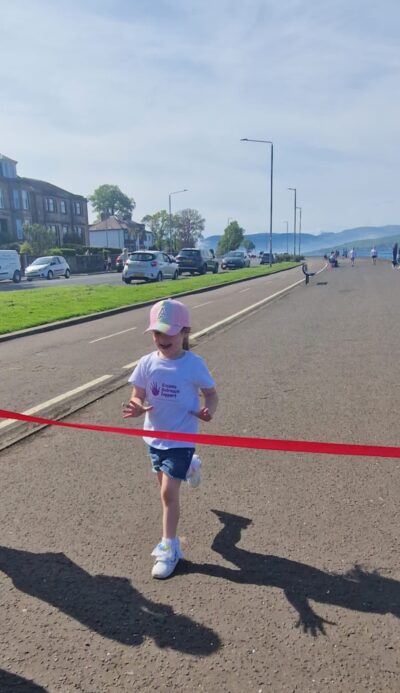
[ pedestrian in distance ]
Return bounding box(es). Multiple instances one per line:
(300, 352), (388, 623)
(122, 299), (218, 579)
(370, 246), (378, 265)
(106, 255), (112, 271)
(392, 242), (398, 268)
(349, 248), (356, 267)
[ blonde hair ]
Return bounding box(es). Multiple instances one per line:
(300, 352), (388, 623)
(182, 327), (191, 351)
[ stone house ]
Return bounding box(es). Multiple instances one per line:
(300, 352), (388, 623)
(0, 153), (89, 246)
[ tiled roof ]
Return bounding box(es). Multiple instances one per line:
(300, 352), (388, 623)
(89, 215), (145, 231)
(18, 177), (86, 199)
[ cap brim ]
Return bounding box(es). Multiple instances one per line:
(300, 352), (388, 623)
(144, 322), (183, 336)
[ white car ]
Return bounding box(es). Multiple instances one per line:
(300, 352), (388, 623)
(25, 255), (71, 281)
(122, 251), (179, 283)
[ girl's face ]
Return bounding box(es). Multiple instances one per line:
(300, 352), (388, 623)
(152, 329), (186, 359)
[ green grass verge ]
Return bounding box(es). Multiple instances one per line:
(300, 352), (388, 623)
(0, 263), (298, 334)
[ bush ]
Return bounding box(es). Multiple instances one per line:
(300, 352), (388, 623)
(58, 247), (77, 257)
(20, 241), (33, 254)
(0, 241), (21, 251)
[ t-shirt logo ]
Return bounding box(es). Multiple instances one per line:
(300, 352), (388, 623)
(150, 381), (180, 399)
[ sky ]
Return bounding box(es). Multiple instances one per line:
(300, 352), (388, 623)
(2, 0), (400, 237)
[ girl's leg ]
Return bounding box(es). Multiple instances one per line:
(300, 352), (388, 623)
(159, 473), (182, 539)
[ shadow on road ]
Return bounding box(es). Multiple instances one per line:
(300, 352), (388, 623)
(181, 510), (400, 637)
(0, 546), (220, 654)
(0, 669), (47, 692)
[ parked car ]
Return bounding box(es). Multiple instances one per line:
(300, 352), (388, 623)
(115, 254), (124, 272)
(115, 250), (131, 271)
(221, 250), (250, 270)
(25, 255), (71, 280)
(175, 248), (219, 275)
(0, 249), (22, 283)
(122, 251), (179, 283)
(260, 253), (276, 265)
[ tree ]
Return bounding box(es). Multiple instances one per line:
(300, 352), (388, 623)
(141, 210), (170, 250)
(173, 208), (205, 251)
(243, 239), (255, 253)
(88, 184), (135, 221)
(217, 221), (245, 255)
(22, 223), (56, 255)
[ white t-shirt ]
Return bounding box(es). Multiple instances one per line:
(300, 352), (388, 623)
(128, 350), (215, 449)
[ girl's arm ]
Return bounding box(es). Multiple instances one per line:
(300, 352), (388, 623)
(190, 387), (218, 422)
(122, 386), (153, 418)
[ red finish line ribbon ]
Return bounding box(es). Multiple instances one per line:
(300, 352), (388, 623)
(1, 408), (400, 459)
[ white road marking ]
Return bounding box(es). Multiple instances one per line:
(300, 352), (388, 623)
(192, 301), (212, 308)
(0, 374), (113, 429)
(90, 327), (137, 343)
(191, 274), (313, 340)
(1, 267), (323, 431)
(238, 288), (250, 293)
(123, 360), (139, 370)
(122, 272), (316, 368)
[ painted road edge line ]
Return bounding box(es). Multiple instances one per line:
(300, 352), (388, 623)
(0, 374), (114, 429)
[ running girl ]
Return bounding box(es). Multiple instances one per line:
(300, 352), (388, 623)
(123, 299), (218, 579)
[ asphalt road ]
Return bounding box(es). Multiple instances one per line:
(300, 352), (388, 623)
(1, 257), (400, 691)
(0, 262), (321, 447)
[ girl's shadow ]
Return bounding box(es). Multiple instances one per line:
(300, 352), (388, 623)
(0, 545), (220, 654)
(181, 510), (400, 637)
(0, 669), (47, 692)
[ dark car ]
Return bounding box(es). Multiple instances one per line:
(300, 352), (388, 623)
(175, 248), (219, 275)
(221, 250), (250, 270)
(260, 253), (276, 265)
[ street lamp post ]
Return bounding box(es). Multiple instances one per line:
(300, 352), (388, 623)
(297, 206), (302, 257)
(284, 221), (289, 254)
(288, 188), (297, 258)
(168, 188), (188, 253)
(241, 138), (274, 266)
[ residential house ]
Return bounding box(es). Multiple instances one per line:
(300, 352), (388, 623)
(0, 153), (89, 246)
(88, 215), (154, 250)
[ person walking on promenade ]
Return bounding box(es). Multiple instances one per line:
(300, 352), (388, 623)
(392, 242), (398, 268)
(370, 246), (378, 265)
(349, 248), (356, 266)
(123, 299), (218, 579)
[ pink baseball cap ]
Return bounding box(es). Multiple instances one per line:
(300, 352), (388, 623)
(145, 299), (190, 336)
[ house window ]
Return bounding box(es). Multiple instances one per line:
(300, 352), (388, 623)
(73, 201), (81, 215)
(0, 160), (17, 178)
(62, 224), (69, 236)
(12, 189), (20, 209)
(0, 189), (4, 208)
(21, 190), (30, 210)
(60, 199), (67, 214)
(45, 197), (56, 212)
(15, 219), (24, 240)
(73, 225), (83, 237)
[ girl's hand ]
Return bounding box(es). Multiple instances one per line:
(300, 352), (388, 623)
(189, 407), (213, 422)
(122, 400), (153, 418)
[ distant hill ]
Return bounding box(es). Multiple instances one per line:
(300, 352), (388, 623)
(203, 225), (400, 255)
(315, 233), (400, 257)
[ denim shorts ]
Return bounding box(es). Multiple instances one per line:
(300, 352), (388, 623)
(148, 446), (195, 481)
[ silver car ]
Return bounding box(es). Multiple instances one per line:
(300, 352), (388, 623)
(122, 251), (179, 283)
(25, 255), (71, 281)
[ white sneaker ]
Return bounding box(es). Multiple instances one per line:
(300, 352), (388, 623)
(151, 539), (183, 579)
(186, 454), (201, 488)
